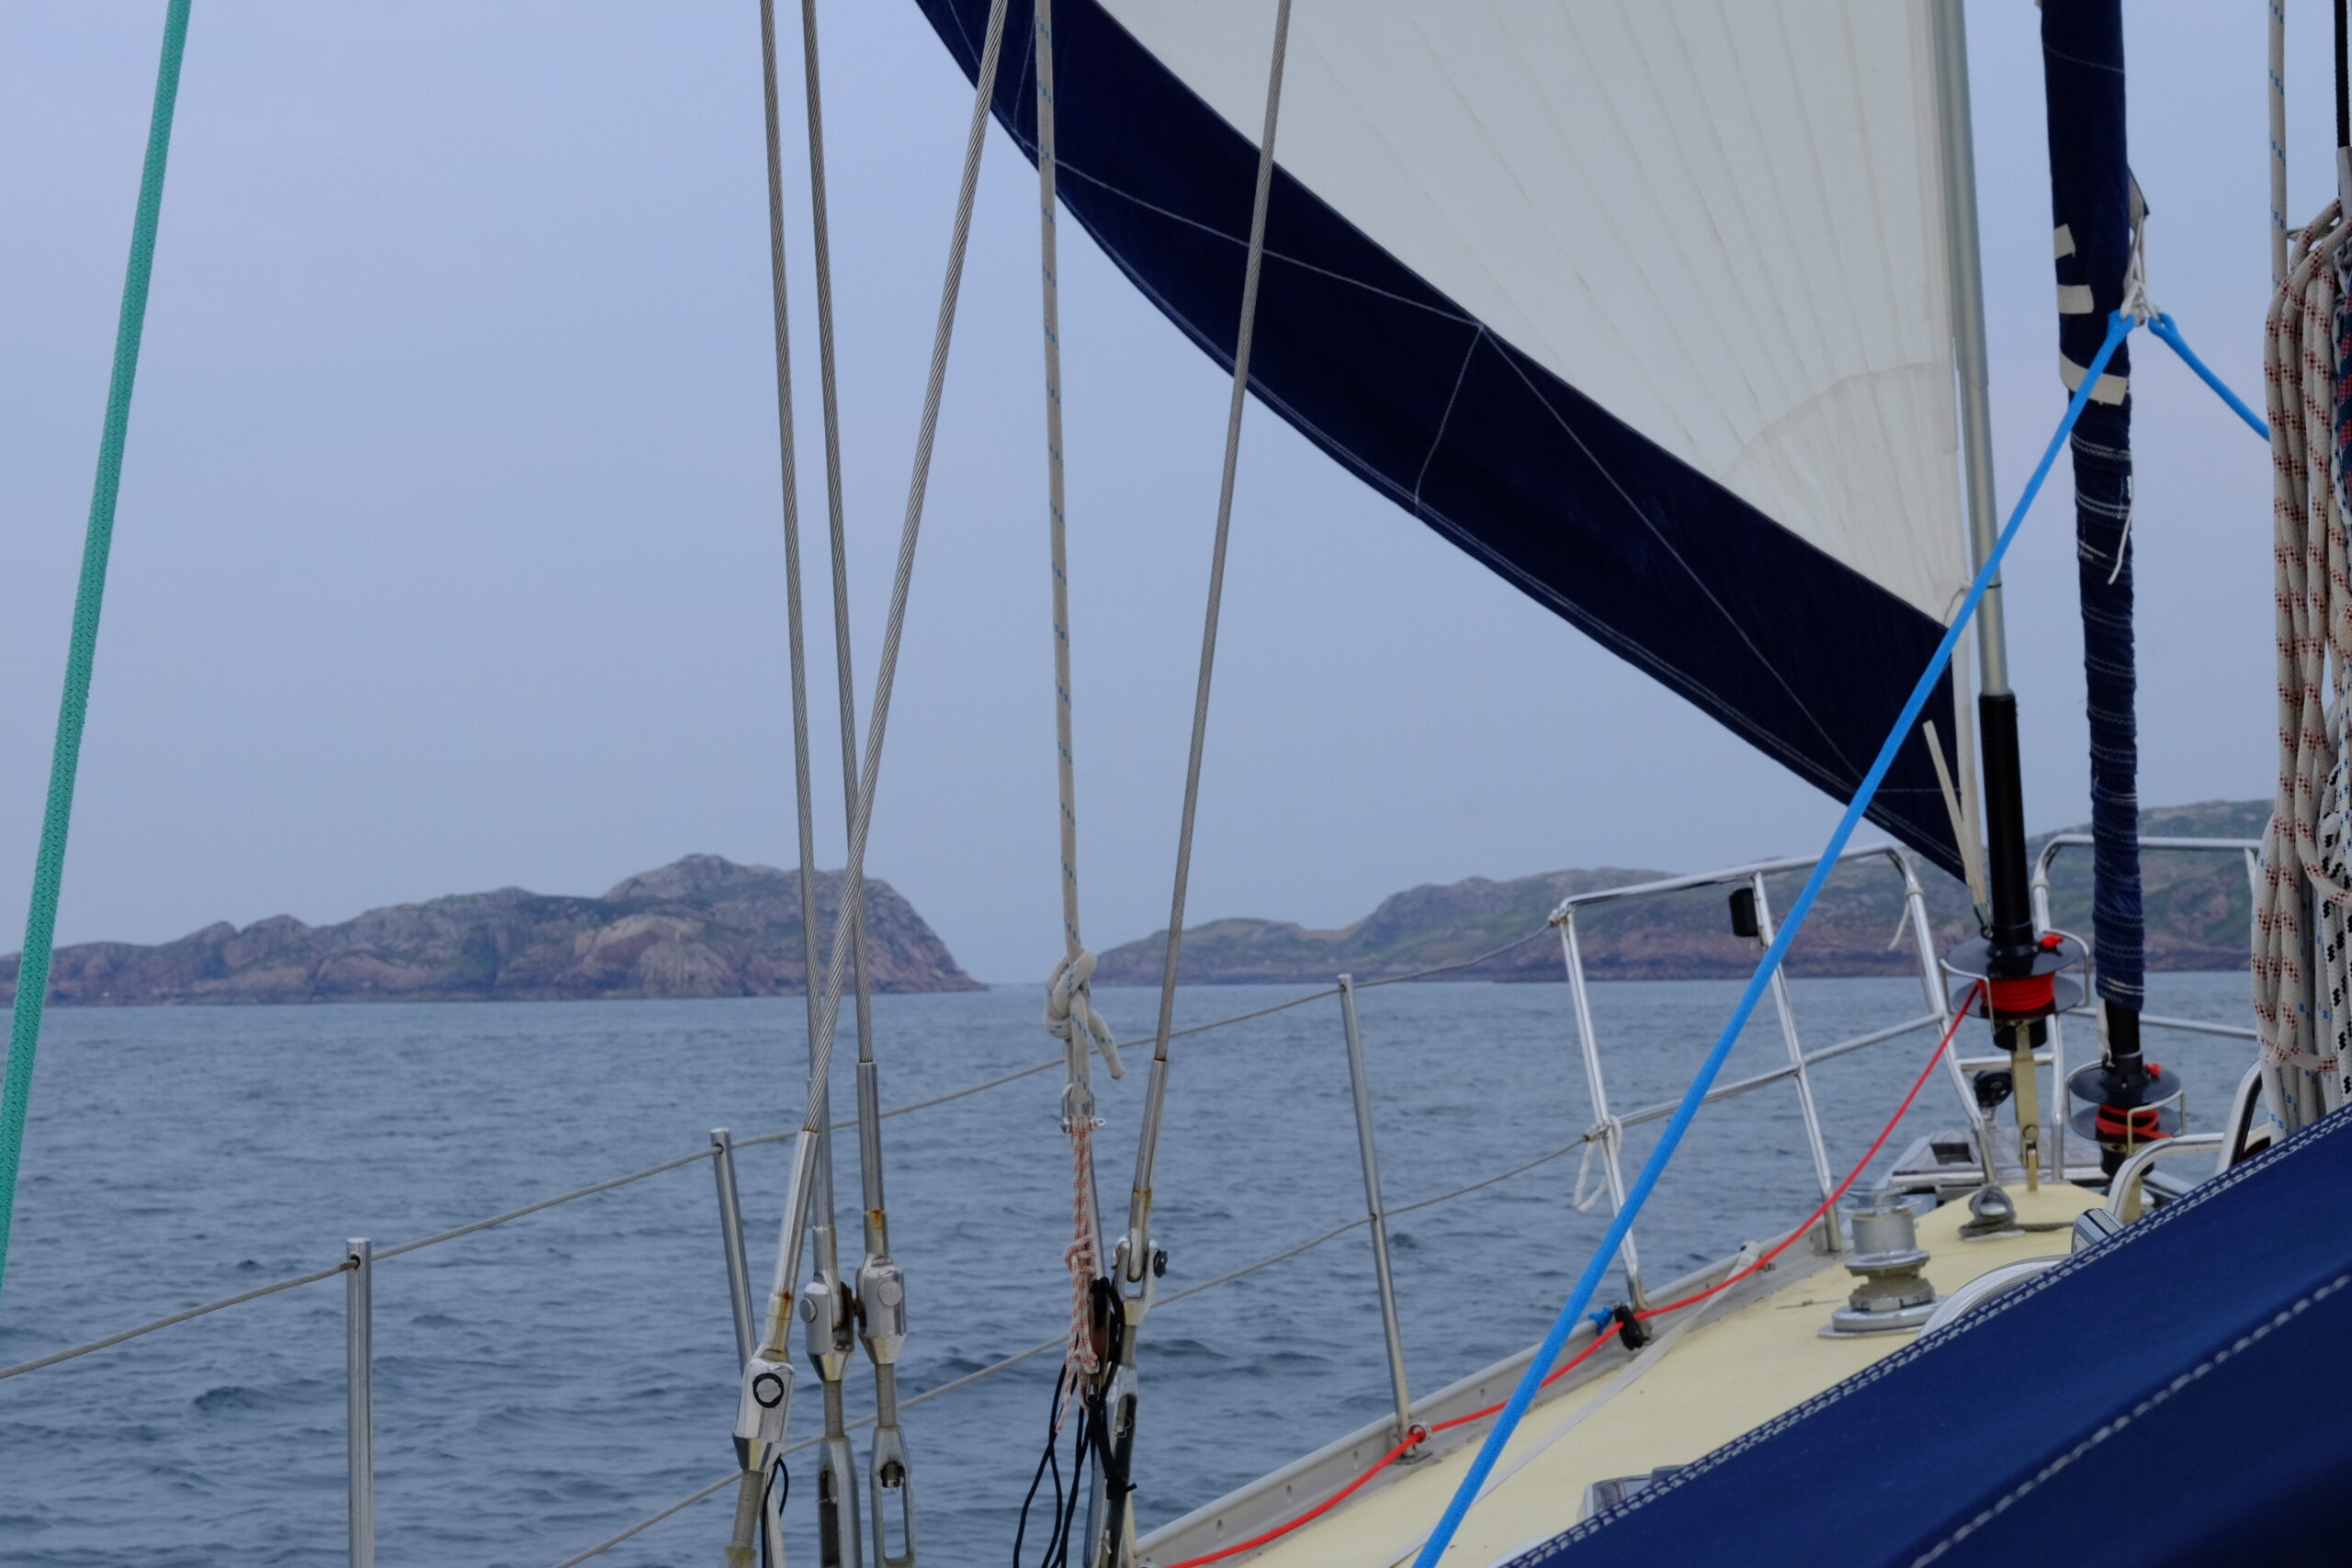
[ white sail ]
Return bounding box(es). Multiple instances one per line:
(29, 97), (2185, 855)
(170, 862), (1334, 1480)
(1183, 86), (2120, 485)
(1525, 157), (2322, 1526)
(1103, 0), (1969, 620)
(915, 0), (1974, 870)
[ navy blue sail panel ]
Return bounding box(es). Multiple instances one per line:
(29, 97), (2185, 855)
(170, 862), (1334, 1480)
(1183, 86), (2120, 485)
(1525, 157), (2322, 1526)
(2045, 0), (2144, 1012)
(1505, 1111), (2352, 1567)
(910, 0), (1966, 878)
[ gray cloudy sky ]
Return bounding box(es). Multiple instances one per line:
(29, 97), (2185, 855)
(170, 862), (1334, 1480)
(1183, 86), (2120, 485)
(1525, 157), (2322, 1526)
(0, 2), (2322, 984)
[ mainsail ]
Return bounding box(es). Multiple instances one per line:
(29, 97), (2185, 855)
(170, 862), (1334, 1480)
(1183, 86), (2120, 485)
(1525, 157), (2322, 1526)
(913, 0), (1977, 874)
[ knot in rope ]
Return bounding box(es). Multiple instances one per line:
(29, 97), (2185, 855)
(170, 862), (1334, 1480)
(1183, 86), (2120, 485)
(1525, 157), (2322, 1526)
(2120, 177), (2158, 325)
(1570, 1120), (1621, 1214)
(1045, 950), (1125, 1080)
(1043, 949), (1122, 1421)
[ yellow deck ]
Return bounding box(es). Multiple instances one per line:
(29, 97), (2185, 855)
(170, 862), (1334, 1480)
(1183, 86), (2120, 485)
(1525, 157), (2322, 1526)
(1216, 1184), (2098, 1567)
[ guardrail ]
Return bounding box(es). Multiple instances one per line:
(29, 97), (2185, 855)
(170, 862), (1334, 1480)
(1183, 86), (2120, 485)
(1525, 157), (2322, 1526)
(2029, 831), (2263, 1176)
(2, 837), (2267, 1564)
(1552, 844), (1956, 1305)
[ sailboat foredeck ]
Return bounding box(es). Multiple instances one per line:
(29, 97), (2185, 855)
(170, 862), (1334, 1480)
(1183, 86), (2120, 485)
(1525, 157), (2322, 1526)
(1141, 1183), (2100, 1567)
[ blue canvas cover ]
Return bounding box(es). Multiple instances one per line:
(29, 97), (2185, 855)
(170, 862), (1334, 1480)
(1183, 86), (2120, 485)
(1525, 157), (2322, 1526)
(1505, 1110), (2352, 1567)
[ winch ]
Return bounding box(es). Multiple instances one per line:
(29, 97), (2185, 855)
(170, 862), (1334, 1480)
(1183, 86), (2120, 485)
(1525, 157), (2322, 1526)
(1823, 1194), (1939, 1337)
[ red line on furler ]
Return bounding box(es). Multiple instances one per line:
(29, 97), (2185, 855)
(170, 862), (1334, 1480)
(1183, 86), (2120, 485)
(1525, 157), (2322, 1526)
(1155, 987), (1980, 1568)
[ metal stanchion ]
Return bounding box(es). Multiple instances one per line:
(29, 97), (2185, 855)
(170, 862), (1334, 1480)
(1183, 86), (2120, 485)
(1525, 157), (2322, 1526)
(346, 1237), (375, 1568)
(1557, 914), (1645, 1307)
(711, 1130), (756, 1366)
(1747, 875), (1842, 1250)
(1336, 976), (1416, 1453)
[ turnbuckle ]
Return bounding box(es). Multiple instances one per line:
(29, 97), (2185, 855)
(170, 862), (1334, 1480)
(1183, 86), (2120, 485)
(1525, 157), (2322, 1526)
(732, 1350), (796, 1472)
(1090, 1236), (1166, 1566)
(801, 1267), (858, 1379)
(869, 1419), (917, 1568)
(801, 1267), (862, 1568)
(858, 1250), (916, 1567)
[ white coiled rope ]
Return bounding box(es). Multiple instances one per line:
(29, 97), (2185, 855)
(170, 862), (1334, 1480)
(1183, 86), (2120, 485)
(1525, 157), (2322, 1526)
(2254, 200), (2352, 1131)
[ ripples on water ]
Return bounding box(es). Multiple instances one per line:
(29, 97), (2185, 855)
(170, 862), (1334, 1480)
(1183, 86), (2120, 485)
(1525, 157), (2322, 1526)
(0, 973), (2255, 1565)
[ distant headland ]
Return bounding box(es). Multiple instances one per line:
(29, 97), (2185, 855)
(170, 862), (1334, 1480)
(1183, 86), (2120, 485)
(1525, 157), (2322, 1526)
(0, 855), (980, 1006)
(1090, 800), (2267, 987)
(2, 800), (2267, 1005)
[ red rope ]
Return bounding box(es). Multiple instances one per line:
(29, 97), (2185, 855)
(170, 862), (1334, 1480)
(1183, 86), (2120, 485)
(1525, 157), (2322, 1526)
(1986, 973), (2055, 1014)
(1160, 1427), (1428, 1567)
(1157, 987), (1980, 1568)
(1632, 983), (1980, 1321)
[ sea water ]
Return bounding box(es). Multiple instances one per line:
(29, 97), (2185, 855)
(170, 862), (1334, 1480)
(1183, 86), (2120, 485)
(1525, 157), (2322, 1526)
(0, 972), (2256, 1565)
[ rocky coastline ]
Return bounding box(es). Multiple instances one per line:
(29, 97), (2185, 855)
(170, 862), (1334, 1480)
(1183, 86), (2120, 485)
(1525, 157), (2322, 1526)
(0, 855), (979, 1006)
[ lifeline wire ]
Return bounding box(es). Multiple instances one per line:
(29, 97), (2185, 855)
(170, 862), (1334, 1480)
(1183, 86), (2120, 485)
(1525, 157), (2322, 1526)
(1409, 312), (2139, 1565)
(1176, 994), (1981, 1568)
(0, 0), (193, 1306)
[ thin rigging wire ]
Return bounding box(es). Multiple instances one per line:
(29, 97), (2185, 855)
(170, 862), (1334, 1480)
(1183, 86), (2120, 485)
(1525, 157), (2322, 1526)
(752, 0), (1014, 1353)
(798, 0), (881, 1089)
(1127, 0), (1297, 1273)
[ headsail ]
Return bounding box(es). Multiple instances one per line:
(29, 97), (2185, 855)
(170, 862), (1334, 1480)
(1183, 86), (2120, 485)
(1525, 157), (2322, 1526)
(913, 0), (1976, 875)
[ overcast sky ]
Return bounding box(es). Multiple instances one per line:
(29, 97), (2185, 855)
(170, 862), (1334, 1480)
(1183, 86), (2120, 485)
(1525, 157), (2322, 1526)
(0, 2), (2327, 984)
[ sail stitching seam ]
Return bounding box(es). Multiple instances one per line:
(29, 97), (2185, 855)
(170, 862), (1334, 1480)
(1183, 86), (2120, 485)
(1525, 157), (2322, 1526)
(1486, 336), (1862, 775)
(1906, 1272), (2349, 1565)
(1413, 326), (1486, 504)
(1045, 157), (1478, 322)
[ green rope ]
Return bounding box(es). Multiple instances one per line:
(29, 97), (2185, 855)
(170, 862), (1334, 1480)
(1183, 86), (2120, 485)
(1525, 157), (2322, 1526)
(0, 0), (193, 1307)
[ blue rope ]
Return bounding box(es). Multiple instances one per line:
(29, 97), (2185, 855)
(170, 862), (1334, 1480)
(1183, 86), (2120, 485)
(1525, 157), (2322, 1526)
(1412, 304), (2271, 1558)
(1408, 309), (2137, 1567)
(0, 0), (192, 1308)
(2148, 311), (2270, 439)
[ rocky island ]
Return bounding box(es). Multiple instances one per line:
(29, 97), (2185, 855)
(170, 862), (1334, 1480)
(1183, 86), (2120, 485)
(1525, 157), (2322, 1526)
(1090, 800), (2267, 986)
(0, 855), (979, 1006)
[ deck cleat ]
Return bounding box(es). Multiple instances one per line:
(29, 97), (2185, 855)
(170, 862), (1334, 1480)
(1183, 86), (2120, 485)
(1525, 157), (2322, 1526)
(1960, 1181), (2019, 1239)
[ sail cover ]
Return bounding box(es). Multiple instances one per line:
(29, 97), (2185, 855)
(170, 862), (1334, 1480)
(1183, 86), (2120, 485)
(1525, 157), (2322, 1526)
(913, 0), (1975, 874)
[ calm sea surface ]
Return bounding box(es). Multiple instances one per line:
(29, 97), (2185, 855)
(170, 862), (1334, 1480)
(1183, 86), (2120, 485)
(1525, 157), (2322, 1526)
(0, 971), (2256, 1565)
